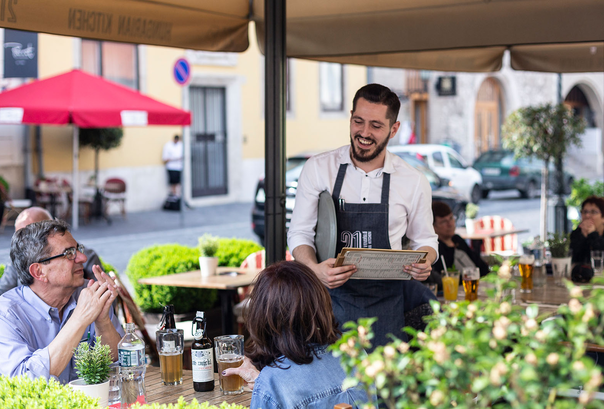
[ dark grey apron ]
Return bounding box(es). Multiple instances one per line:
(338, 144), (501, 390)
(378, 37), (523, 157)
(328, 163), (409, 347)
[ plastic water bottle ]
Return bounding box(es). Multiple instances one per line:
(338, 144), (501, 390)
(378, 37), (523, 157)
(119, 323), (147, 407)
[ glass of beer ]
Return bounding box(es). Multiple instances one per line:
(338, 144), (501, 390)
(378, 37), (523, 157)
(462, 267), (480, 301)
(215, 335), (244, 395)
(518, 254), (535, 293)
(442, 270), (460, 302)
(156, 328), (184, 385)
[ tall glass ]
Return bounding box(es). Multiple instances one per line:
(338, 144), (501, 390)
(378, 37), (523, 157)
(156, 328), (184, 385)
(518, 254), (535, 293)
(591, 250), (604, 276)
(215, 335), (244, 395)
(442, 271), (460, 301)
(462, 267), (480, 301)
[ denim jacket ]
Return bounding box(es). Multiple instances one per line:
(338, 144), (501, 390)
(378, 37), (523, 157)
(250, 345), (375, 409)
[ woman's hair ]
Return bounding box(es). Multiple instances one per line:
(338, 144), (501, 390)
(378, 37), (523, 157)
(581, 196), (604, 215)
(245, 260), (340, 370)
(432, 201), (453, 220)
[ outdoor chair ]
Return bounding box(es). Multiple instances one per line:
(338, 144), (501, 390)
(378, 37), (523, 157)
(103, 177), (127, 218)
(0, 199), (31, 232)
(475, 215), (518, 255)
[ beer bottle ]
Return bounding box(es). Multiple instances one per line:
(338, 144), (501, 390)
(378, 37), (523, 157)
(191, 311), (214, 391)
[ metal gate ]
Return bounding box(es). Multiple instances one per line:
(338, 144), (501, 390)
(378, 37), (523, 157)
(189, 86), (228, 197)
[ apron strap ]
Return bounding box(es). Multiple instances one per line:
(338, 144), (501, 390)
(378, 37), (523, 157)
(381, 173), (390, 204)
(332, 163), (348, 201)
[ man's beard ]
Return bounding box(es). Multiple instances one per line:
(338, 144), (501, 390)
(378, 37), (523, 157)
(350, 134), (390, 163)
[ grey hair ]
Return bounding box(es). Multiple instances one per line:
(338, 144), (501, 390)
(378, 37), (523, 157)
(10, 219), (70, 286)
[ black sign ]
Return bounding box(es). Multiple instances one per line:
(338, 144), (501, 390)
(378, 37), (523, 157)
(4, 29), (37, 78)
(436, 76), (456, 96)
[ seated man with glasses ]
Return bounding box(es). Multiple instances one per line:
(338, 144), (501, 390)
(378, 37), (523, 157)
(0, 219), (124, 383)
(0, 207), (103, 296)
(427, 201), (489, 290)
(570, 196), (604, 266)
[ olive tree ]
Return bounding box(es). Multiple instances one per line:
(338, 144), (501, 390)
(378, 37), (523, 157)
(502, 103), (585, 239)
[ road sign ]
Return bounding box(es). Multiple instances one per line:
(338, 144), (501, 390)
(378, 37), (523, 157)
(173, 58), (190, 85)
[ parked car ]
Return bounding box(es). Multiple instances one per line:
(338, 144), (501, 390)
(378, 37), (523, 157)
(472, 149), (574, 199)
(251, 151), (468, 244)
(388, 144), (483, 204)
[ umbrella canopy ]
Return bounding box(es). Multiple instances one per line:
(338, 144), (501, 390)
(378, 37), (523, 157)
(0, 69), (191, 127)
(0, 69), (191, 229)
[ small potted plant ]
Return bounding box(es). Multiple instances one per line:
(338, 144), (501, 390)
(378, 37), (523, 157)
(68, 336), (113, 407)
(198, 234), (220, 277)
(465, 202), (479, 235)
(548, 232), (571, 286)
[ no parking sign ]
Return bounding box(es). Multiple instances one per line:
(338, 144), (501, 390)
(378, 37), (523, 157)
(173, 58), (190, 85)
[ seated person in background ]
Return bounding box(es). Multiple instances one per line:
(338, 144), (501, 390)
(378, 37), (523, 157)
(570, 196), (604, 265)
(428, 201), (489, 289)
(0, 207), (102, 296)
(0, 219), (124, 383)
(223, 260), (376, 409)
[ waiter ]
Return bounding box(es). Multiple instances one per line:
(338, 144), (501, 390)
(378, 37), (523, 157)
(288, 84), (438, 347)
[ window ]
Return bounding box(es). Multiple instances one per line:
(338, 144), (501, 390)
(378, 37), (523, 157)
(432, 152), (445, 168)
(447, 153), (464, 169)
(82, 40), (138, 89)
(319, 62), (344, 112)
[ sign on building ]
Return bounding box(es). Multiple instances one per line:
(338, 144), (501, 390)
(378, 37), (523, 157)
(4, 29), (38, 78)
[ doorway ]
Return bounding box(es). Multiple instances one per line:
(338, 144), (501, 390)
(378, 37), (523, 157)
(189, 86), (228, 197)
(474, 78), (503, 156)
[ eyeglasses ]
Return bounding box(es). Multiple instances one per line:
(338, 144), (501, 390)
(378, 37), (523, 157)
(581, 209), (601, 216)
(38, 244), (85, 264)
(435, 215), (457, 226)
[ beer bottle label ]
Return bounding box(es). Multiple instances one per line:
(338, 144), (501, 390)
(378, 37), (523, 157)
(192, 348), (214, 382)
(119, 349), (139, 367)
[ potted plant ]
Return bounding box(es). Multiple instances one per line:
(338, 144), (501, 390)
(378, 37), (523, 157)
(68, 336), (113, 408)
(548, 232), (571, 287)
(198, 234), (220, 277)
(464, 203), (479, 235)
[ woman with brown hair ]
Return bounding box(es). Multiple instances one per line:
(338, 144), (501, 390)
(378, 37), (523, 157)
(222, 260), (375, 409)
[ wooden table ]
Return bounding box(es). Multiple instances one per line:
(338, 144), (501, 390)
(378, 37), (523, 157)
(138, 267), (262, 334)
(456, 227), (529, 254)
(144, 365), (252, 407)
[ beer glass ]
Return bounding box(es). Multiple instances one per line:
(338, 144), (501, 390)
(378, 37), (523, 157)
(518, 254), (535, 293)
(462, 267), (480, 301)
(156, 328), (184, 385)
(442, 270), (460, 301)
(215, 335), (244, 395)
(591, 250), (604, 276)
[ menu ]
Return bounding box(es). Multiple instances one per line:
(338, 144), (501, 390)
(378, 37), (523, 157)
(334, 247), (428, 280)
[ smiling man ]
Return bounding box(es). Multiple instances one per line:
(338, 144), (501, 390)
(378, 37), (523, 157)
(288, 83), (438, 347)
(0, 219), (124, 383)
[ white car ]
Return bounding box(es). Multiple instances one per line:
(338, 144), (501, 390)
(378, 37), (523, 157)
(388, 144), (483, 204)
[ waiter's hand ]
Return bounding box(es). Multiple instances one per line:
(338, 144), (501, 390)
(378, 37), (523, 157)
(403, 260), (432, 281)
(314, 258), (357, 289)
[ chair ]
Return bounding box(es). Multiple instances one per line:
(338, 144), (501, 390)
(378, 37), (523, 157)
(0, 199), (32, 232)
(475, 215), (518, 254)
(103, 178), (127, 218)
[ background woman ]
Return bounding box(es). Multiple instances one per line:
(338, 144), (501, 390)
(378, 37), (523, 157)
(222, 260), (375, 409)
(570, 196), (604, 265)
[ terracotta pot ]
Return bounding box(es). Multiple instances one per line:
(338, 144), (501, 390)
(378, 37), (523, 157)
(69, 378), (110, 407)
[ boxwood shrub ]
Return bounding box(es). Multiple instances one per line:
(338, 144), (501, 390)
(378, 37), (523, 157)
(0, 375), (101, 408)
(99, 257), (117, 275)
(0, 264), (4, 279)
(215, 238), (262, 268)
(126, 244), (217, 313)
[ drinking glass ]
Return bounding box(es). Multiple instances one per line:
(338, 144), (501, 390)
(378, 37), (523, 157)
(215, 335), (244, 395)
(532, 259), (546, 288)
(108, 362), (121, 406)
(156, 328), (184, 386)
(518, 254), (535, 293)
(462, 267), (480, 301)
(423, 282), (438, 297)
(591, 250), (604, 276)
(442, 271), (460, 302)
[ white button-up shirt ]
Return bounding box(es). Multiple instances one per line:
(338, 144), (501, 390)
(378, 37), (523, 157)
(287, 145), (438, 254)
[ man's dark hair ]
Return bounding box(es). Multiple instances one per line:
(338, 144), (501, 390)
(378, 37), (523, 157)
(352, 83), (401, 125)
(245, 261), (341, 370)
(10, 219), (70, 286)
(174, 134), (180, 141)
(432, 201), (453, 221)
(581, 196), (604, 215)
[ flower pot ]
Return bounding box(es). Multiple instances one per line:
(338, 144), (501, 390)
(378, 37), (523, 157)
(69, 378), (110, 408)
(465, 218), (476, 235)
(199, 256), (218, 277)
(551, 257), (571, 287)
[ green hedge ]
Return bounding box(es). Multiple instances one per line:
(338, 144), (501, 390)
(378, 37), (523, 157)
(0, 264), (4, 279)
(99, 257), (117, 275)
(0, 376), (101, 408)
(215, 238), (262, 267)
(126, 244), (217, 313)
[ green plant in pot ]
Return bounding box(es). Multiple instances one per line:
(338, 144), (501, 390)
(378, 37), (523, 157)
(464, 203), (479, 235)
(548, 232), (572, 287)
(68, 336), (113, 407)
(198, 234), (220, 277)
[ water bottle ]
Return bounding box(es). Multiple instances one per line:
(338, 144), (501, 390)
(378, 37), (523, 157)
(192, 311), (214, 391)
(119, 323), (147, 407)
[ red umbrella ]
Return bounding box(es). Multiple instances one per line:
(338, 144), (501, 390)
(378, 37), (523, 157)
(0, 69), (191, 228)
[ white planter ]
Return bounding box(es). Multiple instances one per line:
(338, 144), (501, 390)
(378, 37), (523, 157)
(551, 257), (571, 287)
(465, 219), (476, 235)
(199, 256), (218, 277)
(69, 378), (110, 408)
